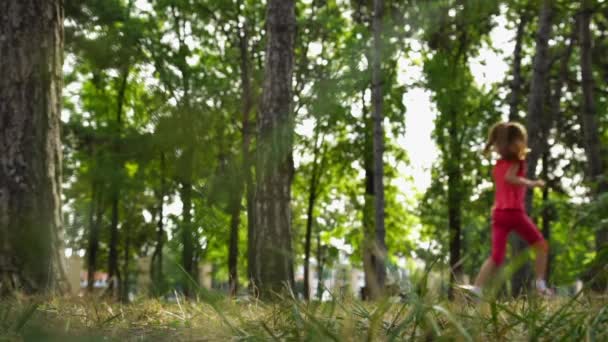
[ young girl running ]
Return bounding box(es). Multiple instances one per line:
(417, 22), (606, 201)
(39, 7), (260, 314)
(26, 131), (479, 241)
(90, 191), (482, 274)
(469, 122), (553, 297)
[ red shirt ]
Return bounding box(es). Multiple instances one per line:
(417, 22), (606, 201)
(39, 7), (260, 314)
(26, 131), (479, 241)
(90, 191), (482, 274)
(493, 159), (526, 210)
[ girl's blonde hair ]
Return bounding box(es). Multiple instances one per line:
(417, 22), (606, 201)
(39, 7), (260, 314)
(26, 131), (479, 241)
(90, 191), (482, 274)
(484, 122), (528, 160)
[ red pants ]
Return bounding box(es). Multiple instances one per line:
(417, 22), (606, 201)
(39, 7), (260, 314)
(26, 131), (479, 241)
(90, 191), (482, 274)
(491, 209), (545, 265)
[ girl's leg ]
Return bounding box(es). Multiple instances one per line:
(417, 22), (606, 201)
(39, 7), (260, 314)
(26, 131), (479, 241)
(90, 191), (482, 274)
(513, 213), (552, 293)
(474, 257), (498, 288)
(533, 240), (549, 281)
(474, 211), (509, 290)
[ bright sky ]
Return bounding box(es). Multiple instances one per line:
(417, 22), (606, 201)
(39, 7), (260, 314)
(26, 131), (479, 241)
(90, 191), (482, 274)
(399, 10), (513, 192)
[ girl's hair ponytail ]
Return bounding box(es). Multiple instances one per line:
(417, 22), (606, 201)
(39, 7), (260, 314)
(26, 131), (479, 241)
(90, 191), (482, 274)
(484, 121), (528, 160)
(484, 122), (506, 156)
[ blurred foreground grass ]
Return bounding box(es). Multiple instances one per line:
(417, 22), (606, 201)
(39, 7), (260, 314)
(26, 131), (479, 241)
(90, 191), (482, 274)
(0, 291), (607, 341)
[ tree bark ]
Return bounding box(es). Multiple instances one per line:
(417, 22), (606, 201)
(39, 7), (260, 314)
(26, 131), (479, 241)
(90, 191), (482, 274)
(151, 152), (165, 296)
(180, 149), (196, 298)
(107, 193), (121, 296)
(0, 0), (68, 296)
(541, 152), (552, 283)
(512, 0), (552, 296)
(121, 221), (131, 303)
(86, 184), (97, 293)
(107, 67), (129, 299)
(540, 17), (577, 285)
(228, 193), (240, 297)
(251, 0), (296, 299)
(316, 232), (324, 300)
(303, 131), (323, 300)
(167, 7), (198, 299)
(447, 117), (463, 299)
(508, 10), (529, 122)
(229, 13), (254, 297)
(524, 0), (552, 215)
(371, 0), (387, 297)
(87, 183), (104, 293)
(353, 0), (379, 301)
(579, 0), (608, 291)
(362, 92), (378, 300)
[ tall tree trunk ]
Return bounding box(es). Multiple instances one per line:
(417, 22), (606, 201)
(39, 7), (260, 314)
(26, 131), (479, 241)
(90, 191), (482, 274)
(362, 92), (377, 300)
(87, 183), (104, 293)
(121, 221), (131, 303)
(246, 160), (255, 291)
(108, 193), (121, 296)
(180, 148), (196, 298)
(151, 152), (165, 296)
(303, 131), (323, 300)
(579, 0), (608, 291)
(316, 232), (324, 300)
(540, 152), (552, 282)
(371, 0), (387, 297)
(251, 0), (296, 299)
(353, 0), (378, 301)
(512, 0), (552, 296)
(86, 184), (97, 293)
(542, 17), (577, 285)
(228, 194), (240, 297)
(229, 14), (255, 297)
(524, 0), (552, 214)
(0, 0), (68, 295)
(508, 10), (529, 122)
(169, 8), (198, 298)
(447, 117), (463, 299)
(107, 2), (133, 296)
(107, 68), (129, 298)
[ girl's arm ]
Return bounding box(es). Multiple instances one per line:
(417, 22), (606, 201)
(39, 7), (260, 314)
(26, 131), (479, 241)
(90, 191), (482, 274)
(504, 162), (545, 188)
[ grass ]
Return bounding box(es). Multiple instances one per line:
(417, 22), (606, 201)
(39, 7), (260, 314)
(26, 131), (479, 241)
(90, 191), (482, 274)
(0, 289), (607, 341)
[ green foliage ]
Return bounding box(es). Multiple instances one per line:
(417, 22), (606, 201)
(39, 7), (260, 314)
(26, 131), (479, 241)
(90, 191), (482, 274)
(59, 0), (608, 301)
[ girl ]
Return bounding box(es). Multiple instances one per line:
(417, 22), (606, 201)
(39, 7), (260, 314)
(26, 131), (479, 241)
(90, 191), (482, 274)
(469, 122), (553, 297)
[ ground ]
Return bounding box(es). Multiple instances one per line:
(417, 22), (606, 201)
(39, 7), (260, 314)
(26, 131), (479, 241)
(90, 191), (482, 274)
(0, 292), (607, 341)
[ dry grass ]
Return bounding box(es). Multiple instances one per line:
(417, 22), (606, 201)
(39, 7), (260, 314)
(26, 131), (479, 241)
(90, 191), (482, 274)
(0, 289), (607, 341)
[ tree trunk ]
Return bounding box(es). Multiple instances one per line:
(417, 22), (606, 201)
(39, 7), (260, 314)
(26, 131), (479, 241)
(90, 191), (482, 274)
(251, 0), (296, 299)
(362, 92), (378, 300)
(353, 0), (379, 301)
(542, 17), (577, 284)
(508, 10), (529, 122)
(447, 118), (463, 299)
(107, 194), (120, 297)
(228, 195), (240, 297)
(151, 152), (165, 296)
(371, 0), (387, 297)
(121, 221), (131, 303)
(0, 0), (68, 295)
(107, 68), (129, 299)
(579, 0), (608, 291)
(512, 0), (552, 296)
(316, 232), (324, 300)
(86, 184), (97, 293)
(107, 200), (122, 295)
(87, 183), (104, 293)
(246, 163), (255, 291)
(229, 15), (254, 297)
(180, 148), (196, 298)
(303, 131), (323, 300)
(541, 152), (552, 282)
(524, 0), (552, 214)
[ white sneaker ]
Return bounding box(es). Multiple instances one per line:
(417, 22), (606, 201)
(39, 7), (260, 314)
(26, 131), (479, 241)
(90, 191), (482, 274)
(456, 284), (482, 298)
(536, 287), (555, 297)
